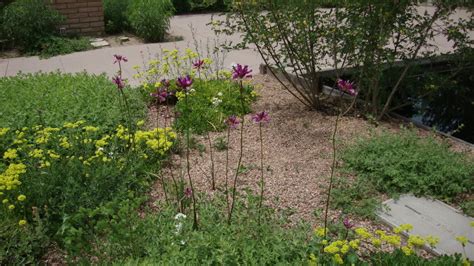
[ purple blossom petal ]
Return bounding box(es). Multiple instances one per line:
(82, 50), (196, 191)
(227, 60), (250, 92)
(113, 54), (128, 64)
(176, 75), (193, 90)
(232, 64), (253, 79)
(337, 79), (357, 96)
(225, 115), (240, 129)
(112, 75), (125, 89)
(252, 111), (270, 123)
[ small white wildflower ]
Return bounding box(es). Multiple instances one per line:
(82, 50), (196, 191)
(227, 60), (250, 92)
(189, 88), (196, 93)
(180, 240), (186, 245)
(212, 97), (222, 106)
(217, 92), (223, 97)
(174, 213), (186, 220)
(175, 222), (183, 234)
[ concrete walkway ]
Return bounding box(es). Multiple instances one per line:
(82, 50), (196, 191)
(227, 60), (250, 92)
(0, 13), (263, 85)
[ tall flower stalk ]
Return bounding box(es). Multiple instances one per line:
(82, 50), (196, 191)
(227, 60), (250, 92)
(206, 127), (216, 190)
(228, 64), (252, 225)
(252, 111), (270, 223)
(323, 79), (358, 236)
(177, 75), (199, 230)
(224, 115), (240, 212)
(112, 54), (135, 149)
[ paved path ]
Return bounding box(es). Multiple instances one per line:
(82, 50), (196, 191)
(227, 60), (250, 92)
(0, 13), (263, 85)
(0, 7), (472, 84)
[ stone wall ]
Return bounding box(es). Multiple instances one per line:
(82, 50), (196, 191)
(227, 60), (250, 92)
(48, 0), (104, 36)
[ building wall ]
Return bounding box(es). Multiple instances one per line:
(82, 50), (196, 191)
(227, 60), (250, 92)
(48, 0), (104, 36)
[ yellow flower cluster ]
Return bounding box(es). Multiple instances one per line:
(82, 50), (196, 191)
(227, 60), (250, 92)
(134, 127), (176, 156)
(322, 240), (352, 265)
(1, 121), (176, 227)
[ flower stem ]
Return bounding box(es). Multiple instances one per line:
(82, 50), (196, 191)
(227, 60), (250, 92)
(258, 122), (264, 224)
(224, 127), (231, 212)
(185, 94), (199, 230)
(207, 131), (216, 190)
(228, 81), (245, 225)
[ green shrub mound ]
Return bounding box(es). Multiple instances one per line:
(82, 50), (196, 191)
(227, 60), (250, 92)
(103, 0), (130, 34)
(0, 72), (146, 129)
(127, 0), (174, 42)
(174, 79), (255, 134)
(342, 129), (474, 201)
(0, 0), (63, 51)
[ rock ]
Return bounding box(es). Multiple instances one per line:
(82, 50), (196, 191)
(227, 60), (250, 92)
(90, 40), (110, 48)
(119, 36), (129, 43)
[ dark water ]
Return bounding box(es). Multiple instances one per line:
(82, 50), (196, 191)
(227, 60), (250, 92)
(395, 66), (474, 144)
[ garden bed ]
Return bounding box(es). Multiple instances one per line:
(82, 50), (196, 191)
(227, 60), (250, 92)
(148, 73), (474, 232)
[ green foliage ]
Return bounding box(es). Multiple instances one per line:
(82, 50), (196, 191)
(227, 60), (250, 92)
(0, 0), (63, 51)
(91, 194), (309, 264)
(174, 79), (255, 134)
(342, 128), (474, 201)
(103, 0), (131, 34)
(29, 36), (92, 58)
(0, 72), (146, 129)
(127, 0), (174, 42)
(460, 200), (474, 217)
(331, 176), (381, 219)
(213, 136), (228, 151)
(0, 216), (48, 265)
(369, 249), (464, 265)
(172, 0), (231, 14)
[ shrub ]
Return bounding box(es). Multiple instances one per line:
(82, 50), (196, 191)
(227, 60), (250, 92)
(174, 79), (255, 134)
(0, 72), (146, 129)
(0, 0), (63, 51)
(31, 36), (92, 58)
(342, 128), (474, 201)
(103, 0), (130, 33)
(0, 122), (176, 251)
(90, 194), (309, 264)
(172, 0), (191, 13)
(127, 0), (174, 42)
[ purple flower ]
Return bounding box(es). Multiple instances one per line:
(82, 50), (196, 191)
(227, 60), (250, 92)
(193, 59), (205, 70)
(150, 88), (168, 103)
(232, 64), (252, 79)
(225, 115), (240, 129)
(112, 75), (126, 89)
(337, 79), (357, 96)
(252, 111), (270, 123)
(184, 187), (193, 198)
(176, 75), (193, 90)
(343, 217), (354, 229)
(113, 54), (128, 64)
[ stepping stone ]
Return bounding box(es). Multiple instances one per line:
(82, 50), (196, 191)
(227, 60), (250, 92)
(119, 36), (129, 43)
(90, 40), (110, 48)
(377, 195), (473, 260)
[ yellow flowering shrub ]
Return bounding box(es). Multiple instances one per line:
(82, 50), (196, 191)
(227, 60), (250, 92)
(0, 121), (176, 228)
(309, 221), (472, 265)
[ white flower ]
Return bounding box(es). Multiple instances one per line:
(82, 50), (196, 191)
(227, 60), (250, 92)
(175, 222), (183, 234)
(217, 92), (223, 97)
(180, 240), (186, 245)
(211, 97), (222, 106)
(174, 213), (186, 220)
(189, 88), (196, 93)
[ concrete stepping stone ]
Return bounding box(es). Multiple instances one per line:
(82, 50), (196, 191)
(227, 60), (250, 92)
(377, 194), (473, 260)
(90, 40), (110, 48)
